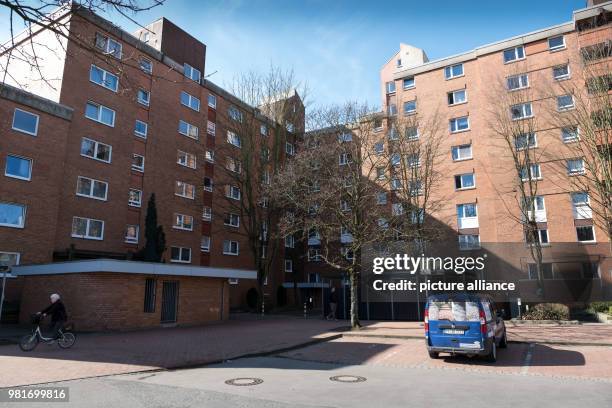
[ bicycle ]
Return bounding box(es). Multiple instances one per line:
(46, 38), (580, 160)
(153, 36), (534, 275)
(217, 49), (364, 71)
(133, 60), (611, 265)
(19, 314), (76, 351)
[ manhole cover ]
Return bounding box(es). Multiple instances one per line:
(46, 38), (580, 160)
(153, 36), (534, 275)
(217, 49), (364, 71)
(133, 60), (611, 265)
(225, 377), (264, 386)
(329, 375), (367, 383)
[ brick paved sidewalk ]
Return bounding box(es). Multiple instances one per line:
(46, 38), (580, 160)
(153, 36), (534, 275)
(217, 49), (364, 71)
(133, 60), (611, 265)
(0, 316), (343, 388)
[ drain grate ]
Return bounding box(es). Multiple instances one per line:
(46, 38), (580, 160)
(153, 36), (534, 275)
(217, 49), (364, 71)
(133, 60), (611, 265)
(329, 375), (367, 383)
(225, 377), (264, 386)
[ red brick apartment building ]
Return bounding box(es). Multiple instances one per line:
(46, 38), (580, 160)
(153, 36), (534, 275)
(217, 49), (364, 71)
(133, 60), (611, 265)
(0, 5), (303, 329)
(291, 1), (611, 320)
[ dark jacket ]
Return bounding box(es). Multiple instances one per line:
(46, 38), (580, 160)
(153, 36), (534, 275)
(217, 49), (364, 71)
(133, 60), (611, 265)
(329, 291), (338, 304)
(41, 300), (67, 322)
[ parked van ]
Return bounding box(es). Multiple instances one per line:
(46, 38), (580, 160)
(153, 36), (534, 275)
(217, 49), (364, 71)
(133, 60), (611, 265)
(425, 293), (507, 362)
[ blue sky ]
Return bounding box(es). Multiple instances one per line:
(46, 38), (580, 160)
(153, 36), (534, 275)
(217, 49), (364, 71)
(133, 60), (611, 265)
(1, 0), (587, 109)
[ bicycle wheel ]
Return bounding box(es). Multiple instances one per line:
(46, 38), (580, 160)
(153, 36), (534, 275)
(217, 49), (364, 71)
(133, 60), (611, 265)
(58, 332), (76, 349)
(19, 333), (39, 352)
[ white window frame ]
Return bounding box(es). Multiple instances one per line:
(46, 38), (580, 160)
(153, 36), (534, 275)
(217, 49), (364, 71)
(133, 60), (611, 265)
(85, 101), (115, 127)
(511, 102), (533, 120)
(286, 142), (295, 156)
(207, 120), (216, 136)
(403, 76), (415, 89)
(202, 206), (212, 221)
(548, 35), (566, 51)
(285, 235), (295, 248)
(457, 203), (478, 229)
(71, 216), (104, 240)
(455, 173), (476, 190)
(503, 45), (525, 63)
(208, 94), (217, 109)
(180, 91), (200, 112)
(376, 192), (387, 205)
(557, 94), (575, 111)
(224, 213), (240, 228)
(227, 185), (241, 200)
(173, 213), (194, 231)
(139, 57), (152, 74)
(179, 120), (199, 140)
(170, 246), (191, 263)
(223, 240), (240, 256)
(128, 189), (142, 207)
(576, 225), (596, 243)
(177, 150), (196, 169)
(449, 116), (470, 133)
(89, 65), (118, 92)
(553, 64), (571, 81)
(184, 63), (201, 83)
(95, 33), (122, 59)
(0, 252), (20, 269)
(520, 163), (542, 181)
(507, 73), (529, 91)
(134, 120), (148, 138)
(567, 158), (585, 175)
(227, 130), (242, 148)
(124, 224), (139, 244)
(81, 137), (112, 163)
(515, 132), (538, 150)
(458, 234), (480, 250)
(285, 259), (293, 273)
(203, 177), (213, 192)
(562, 126), (579, 143)
(444, 63), (464, 79)
(205, 150), (215, 163)
(175, 180), (195, 199)
(4, 154), (33, 181)
(76, 176), (108, 201)
(12, 108), (40, 136)
(201, 236), (211, 252)
(132, 154), (145, 172)
(403, 100), (416, 115)
(0, 201), (26, 228)
(137, 89), (150, 107)
(448, 89), (467, 105)
(451, 144), (472, 161)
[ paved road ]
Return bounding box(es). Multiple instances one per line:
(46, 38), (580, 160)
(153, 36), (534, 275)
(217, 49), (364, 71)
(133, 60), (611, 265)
(3, 338), (612, 408)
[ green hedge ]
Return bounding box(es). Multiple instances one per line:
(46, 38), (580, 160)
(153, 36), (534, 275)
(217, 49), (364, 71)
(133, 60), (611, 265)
(522, 303), (569, 320)
(589, 301), (612, 314)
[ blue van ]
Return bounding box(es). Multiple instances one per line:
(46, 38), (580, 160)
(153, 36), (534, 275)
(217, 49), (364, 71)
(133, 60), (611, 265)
(425, 293), (507, 362)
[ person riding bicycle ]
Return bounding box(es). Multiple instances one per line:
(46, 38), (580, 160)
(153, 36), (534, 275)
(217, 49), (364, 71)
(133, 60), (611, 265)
(38, 293), (67, 339)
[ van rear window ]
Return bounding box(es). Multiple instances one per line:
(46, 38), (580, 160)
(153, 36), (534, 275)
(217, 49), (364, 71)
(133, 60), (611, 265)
(428, 301), (480, 322)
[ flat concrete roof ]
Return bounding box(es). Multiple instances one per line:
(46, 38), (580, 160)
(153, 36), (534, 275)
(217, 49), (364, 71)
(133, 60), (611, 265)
(0, 83), (73, 120)
(12, 259), (257, 280)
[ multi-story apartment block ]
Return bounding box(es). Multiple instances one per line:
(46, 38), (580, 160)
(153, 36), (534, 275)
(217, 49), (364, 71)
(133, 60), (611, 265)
(0, 4), (303, 328)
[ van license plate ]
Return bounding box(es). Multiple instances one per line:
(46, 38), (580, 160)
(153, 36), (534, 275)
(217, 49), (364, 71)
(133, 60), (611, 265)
(443, 329), (464, 335)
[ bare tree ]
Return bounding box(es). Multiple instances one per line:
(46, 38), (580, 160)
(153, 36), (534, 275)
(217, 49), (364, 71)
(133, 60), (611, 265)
(1, 1), (164, 93)
(488, 76), (548, 297)
(273, 102), (391, 329)
(543, 46), (611, 254)
(214, 66), (306, 313)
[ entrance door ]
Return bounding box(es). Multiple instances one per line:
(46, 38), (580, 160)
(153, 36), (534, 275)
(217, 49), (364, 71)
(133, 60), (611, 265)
(161, 281), (179, 323)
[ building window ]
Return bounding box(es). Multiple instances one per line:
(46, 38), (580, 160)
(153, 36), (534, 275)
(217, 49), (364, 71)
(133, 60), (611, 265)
(339, 152), (352, 165)
(89, 65), (118, 92)
(227, 130), (242, 148)
(572, 192), (592, 219)
(134, 120), (148, 138)
(5, 155), (32, 180)
(503, 45), (525, 63)
(261, 147), (270, 162)
(11, 108), (40, 136)
(0, 202), (26, 228)
(208, 94), (217, 109)
(507, 73), (529, 91)
(202, 206), (212, 221)
(260, 124), (268, 136)
(125, 225), (139, 243)
(226, 185), (241, 200)
(286, 142), (296, 156)
(385, 81), (396, 94)
(173, 213), (194, 230)
(203, 177), (213, 192)
(567, 158), (585, 175)
(308, 248), (322, 262)
(0, 252), (20, 268)
(520, 163), (541, 181)
(552, 64), (570, 80)
(392, 203), (404, 216)
(228, 278), (239, 285)
(510, 102), (533, 120)
(388, 104), (397, 116)
(85, 102), (115, 127)
(207, 120), (216, 136)
(449, 116), (469, 133)
(170, 246), (191, 263)
(403, 76), (415, 89)
(128, 189), (142, 207)
(180, 91), (200, 111)
(226, 158), (241, 173)
(177, 150), (196, 169)
(562, 126), (579, 143)
(406, 153), (420, 168)
(576, 225), (595, 243)
(390, 153), (401, 167)
(175, 180), (195, 199)
(137, 89), (150, 106)
(132, 154), (145, 172)
(285, 259), (293, 273)
(581, 41), (612, 62)
(405, 126), (419, 141)
(179, 120), (199, 140)
(139, 57), (152, 74)
(457, 203), (478, 229)
(262, 171), (271, 186)
(338, 132), (352, 143)
(388, 127), (399, 140)
(376, 166), (386, 180)
(223, 240), (240, 255)
(94, 33), (122, 59)
(586, 74), (612, 94)
(184, 63), (201, 83)
(71, 216), (104, 240)
(143, 278), (156, 313)
(374, 142), (384, 154)
(228, 106), (243, 122)
(76, 176), (108, 201)
(451, 144), (472, 161)
(514, 132), (537, 150)
(404, 100), (416, 115)
(205, 150), (215, 163)
(557, 94), (574, 111)
(376, 192), (387, 205)
(448, 89), (467, 105)
(548, 35), (565, 51)
(455, 173), (475, 190)
(444, 63), (463, 79)
(409, 180), (423, 196)
(458, 234), (480, 250)
(224, 213), (240, 228)
(80, 138), (111, 163)
(285, 235), (295, 248)
(201, 236), (211, 252)
(390, 178), (402, 190)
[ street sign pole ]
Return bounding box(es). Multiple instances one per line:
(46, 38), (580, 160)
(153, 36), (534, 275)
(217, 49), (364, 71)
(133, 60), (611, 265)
(0, 266), (10, 324)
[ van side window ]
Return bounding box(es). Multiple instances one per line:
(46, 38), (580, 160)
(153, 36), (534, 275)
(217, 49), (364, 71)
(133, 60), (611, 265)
(481, 301), (492, 321)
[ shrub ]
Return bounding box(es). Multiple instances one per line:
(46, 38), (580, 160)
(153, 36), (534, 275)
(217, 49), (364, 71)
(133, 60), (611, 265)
(522, 303), (569, 320)
(589, 301), (612, 314)
(246, 288), (259, 310)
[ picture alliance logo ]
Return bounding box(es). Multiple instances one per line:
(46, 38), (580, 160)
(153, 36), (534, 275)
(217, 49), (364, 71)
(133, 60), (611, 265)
(372, 254), (487, 275)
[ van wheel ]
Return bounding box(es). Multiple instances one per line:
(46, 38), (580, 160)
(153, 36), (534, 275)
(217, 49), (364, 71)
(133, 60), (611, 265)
(485, 342), (497, 362)
(499, 331), (508, 349)
(428, 351), (439, 359)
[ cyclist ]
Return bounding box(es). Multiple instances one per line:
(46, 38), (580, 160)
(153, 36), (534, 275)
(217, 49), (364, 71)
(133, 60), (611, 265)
(38, 293), (67, 339)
